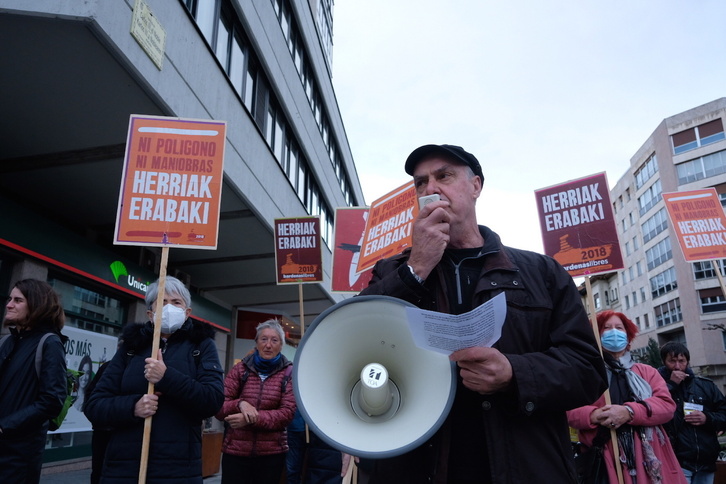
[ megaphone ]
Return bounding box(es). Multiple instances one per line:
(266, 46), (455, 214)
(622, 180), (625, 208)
(293, 295), (456, 459)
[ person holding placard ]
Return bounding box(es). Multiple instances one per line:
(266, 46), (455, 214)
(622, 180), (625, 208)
(84, 276), (224, 483)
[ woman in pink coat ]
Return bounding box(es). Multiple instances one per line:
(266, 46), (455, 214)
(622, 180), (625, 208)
(567, 310), (686, 484)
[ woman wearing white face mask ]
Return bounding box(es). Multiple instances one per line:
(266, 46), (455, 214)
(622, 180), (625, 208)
(84, 276), (224, 483)
(567, 311), (686, 484)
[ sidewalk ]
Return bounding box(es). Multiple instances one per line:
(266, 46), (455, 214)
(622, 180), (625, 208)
(40, 459), (221, 483)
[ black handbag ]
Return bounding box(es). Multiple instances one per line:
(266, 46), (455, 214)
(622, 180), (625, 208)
(574, 427), (609, 484)
(574, 445), (607, 484)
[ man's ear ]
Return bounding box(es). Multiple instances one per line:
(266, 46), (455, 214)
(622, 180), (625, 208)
(185, 307), (192, 318)
(472, 175), (483, 198)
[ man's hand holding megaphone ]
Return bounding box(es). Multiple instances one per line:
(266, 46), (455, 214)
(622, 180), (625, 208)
(407, 199), (451, 281)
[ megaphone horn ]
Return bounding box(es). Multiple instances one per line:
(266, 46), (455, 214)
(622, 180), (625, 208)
(293, 295), (456, 459)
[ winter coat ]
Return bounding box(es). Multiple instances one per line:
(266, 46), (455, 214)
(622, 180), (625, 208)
(287, 409), (342, 484)
(84, 319), (224, 484)
(568, 363), (687, 484)
(0, 326), (67, 484)
(358, 225), (608, 483)
(658, 366), (726, 472)
(216, 352), (296, 457)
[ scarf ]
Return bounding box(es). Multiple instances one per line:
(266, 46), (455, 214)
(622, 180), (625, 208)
(605, 352), (664, 484)
(252, 349), (281, 376)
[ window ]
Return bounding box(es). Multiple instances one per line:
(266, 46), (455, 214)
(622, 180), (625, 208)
(641, 208), (668, 243)
(271, 0), (357, 208)
(594, 293), (601, 310)
(655, 298), (682, 327)
(635, 154), (658, 189)
(650, 267), (677, 298)
(611, 288), (619, 302)
(700, 288), (726, 313)
(625, 295), (630, 310)
(693, 259), (726, 279)
(638, 179), (662, 216)
(637, 261), (643, 276)
(646, 237), (672, 271)
(633, 236), (639, 251)
(677, 149), (726, 184)
(625, 241), (631, 256)
(672, 119), (725, 155)
(640, 287), (646, 303)
(644, 313), (650, 328)
(316, 0), (334, 65)
(184, 0), (346, 246)
(187, 0), (217, 44)
(632, 291), (637, 305)
(49, 277), (125, 336)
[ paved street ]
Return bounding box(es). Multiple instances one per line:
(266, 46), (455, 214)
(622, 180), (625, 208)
(40, 461), (221, 483)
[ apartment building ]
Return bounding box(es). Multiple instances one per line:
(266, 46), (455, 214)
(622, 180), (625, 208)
(590, 98), (726, 389)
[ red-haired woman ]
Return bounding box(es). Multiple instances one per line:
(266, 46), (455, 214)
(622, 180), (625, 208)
(567, 310), (686, 483)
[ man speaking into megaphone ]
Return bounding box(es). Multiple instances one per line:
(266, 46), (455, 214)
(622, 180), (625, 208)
(358, 144), (608, 484)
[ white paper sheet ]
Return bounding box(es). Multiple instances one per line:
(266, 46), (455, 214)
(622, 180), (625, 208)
(405, 292), (507, 355)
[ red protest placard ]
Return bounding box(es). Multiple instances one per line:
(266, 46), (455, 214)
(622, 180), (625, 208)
(535, 172), (623, 277)
(274, 216), (323, 284)
(332, 207), (374, 292)
(356, 182), (417, 273)
(663, 188), (726, 262)
(114, 115), (226, 249)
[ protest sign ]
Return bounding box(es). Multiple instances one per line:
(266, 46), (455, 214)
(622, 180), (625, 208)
(663, 188), (726, 262)
(332, 207), (374, 292)
(275, 216), (323, 284)
(357, 181), (417, 273)
(114, 115), (226, 249)
(535, 172), (623, 277)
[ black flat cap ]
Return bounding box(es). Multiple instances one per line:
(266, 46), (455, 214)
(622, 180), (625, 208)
(404, 144), (484, 181)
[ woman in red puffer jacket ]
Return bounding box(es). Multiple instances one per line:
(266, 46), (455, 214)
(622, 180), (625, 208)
(216, 319), (296, 484)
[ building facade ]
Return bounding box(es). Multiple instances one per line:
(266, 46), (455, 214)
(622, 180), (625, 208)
(591, 98), (726, 390)
(0, 0), (363, 465)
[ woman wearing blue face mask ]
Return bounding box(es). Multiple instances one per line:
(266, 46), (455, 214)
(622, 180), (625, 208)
(84, 276), (224, 483)
(567, 311), (686, 484)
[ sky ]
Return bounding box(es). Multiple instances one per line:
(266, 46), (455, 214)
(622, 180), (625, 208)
(330, 0), (726, 254)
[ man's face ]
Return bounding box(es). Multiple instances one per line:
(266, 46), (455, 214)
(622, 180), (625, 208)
(412, 156), (482, 227)
(664, 353), (689, 372)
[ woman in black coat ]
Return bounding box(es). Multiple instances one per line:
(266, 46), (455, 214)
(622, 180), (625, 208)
(84, 276), (224, 483)
(0, 279), (67, 484)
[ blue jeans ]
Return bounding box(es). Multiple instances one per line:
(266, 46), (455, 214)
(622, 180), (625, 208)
(682, 468), (714, 484)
